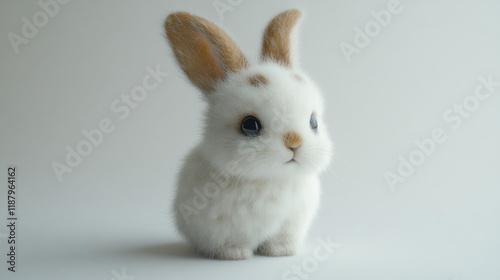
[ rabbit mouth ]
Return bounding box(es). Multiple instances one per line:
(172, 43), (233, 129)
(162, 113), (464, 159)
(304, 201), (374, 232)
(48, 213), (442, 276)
(286, 158), (297, 164)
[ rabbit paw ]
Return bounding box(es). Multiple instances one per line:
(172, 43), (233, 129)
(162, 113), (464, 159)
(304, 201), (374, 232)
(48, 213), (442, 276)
(210, 247), (253, 260)
(257, 241), (297, 257)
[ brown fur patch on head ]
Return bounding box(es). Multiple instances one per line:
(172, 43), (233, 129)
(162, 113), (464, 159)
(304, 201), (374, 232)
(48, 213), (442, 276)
(283, 131), (302, 150)
(293, 73), (304, 82)
(248, 74), (269, 87)
(216, 215), (226, 222)
(261, 9), (302, 67)
(165, 12), (248, 94)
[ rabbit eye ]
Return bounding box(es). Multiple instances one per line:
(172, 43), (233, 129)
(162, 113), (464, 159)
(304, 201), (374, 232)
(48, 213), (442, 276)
(310, 113), (318, 132)
(241, 116), (261, 137)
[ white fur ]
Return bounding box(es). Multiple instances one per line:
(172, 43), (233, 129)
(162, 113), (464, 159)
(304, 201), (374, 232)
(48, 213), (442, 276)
(173, 63), (333, 259)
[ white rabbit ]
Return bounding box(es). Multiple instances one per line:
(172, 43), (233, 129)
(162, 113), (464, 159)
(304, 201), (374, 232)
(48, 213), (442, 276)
(164, 9), (333, 260)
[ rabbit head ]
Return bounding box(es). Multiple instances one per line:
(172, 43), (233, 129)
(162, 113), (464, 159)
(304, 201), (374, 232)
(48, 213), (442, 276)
(165, 10), (332, 181)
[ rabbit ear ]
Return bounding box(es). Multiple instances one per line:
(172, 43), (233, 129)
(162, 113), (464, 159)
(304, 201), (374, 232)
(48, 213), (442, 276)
(165, 12), (248, 94)
(260, 9), (302, 67)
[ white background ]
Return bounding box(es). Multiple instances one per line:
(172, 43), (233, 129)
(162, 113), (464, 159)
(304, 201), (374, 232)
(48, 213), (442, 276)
(1, 0), (499, 279)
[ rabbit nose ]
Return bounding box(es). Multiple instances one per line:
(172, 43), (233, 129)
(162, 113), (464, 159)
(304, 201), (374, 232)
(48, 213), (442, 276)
(283, 131), (302, 152)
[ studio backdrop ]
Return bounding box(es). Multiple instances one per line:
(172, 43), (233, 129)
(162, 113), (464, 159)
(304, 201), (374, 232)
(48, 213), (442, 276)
(0, 1), (499, 280)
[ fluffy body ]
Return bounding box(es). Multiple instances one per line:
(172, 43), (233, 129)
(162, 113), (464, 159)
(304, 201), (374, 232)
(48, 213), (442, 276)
(164, 10), (332, 260)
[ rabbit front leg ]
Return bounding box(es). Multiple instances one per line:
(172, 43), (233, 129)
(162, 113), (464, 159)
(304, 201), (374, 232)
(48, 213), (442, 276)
(198, 231), (256, 260)
(257, 202), (316, 257)
(256, 213), (313, 257)
(195, 230), (255, 260)
(257, 179), (320, 257)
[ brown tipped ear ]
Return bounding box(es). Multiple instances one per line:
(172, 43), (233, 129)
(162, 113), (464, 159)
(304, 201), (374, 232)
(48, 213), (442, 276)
(261, 9), (302, 67)
(165, 12), (248, 94)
